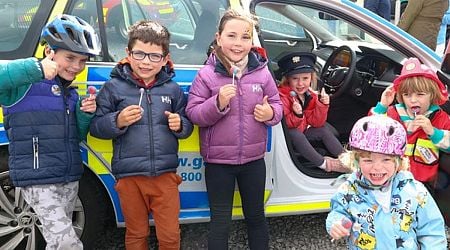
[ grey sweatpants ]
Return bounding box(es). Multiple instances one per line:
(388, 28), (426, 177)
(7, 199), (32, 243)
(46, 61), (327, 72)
(21, 181), (83, 250)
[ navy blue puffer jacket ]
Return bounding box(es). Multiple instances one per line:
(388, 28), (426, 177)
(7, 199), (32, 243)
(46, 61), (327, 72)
(90, 61), (193, 178)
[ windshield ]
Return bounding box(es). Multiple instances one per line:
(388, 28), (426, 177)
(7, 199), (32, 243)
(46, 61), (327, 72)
(256, 3), (384, 46)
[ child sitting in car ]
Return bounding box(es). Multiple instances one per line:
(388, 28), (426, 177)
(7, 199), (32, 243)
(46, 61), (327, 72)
(370, 57), (450, 185)
(277, 52), (349, 173)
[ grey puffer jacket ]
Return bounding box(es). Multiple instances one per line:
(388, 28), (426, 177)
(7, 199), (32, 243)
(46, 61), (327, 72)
(90, 61), (193, 178)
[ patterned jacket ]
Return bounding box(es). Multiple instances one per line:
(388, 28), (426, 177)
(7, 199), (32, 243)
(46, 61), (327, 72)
(326, 170), (447, 250)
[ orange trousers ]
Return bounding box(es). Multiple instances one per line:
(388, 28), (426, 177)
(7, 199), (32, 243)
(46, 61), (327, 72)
(115, 172), (182, 250)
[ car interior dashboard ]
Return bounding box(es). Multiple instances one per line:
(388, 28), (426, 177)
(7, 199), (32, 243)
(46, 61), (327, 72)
(356, 46), (403, 85)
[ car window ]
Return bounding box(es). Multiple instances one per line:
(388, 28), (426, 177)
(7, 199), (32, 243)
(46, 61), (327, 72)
(0, 0), (39, 51)
(66, 0), (103, 61)
(257, 8), (306, 39)
(255, 3), (391, 73)
(98, 0), (226, 65)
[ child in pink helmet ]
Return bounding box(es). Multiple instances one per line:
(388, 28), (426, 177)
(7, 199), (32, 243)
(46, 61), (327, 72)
(370, 57), (450, 184)
(326, 115), (447, 249)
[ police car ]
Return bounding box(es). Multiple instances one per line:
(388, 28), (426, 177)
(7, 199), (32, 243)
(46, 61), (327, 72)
(0, 0), (449, 248)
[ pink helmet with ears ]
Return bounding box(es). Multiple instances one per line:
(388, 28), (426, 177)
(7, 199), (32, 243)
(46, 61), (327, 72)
(349, 115), (406, 156)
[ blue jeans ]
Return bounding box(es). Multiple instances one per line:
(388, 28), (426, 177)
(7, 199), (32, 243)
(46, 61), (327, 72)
(205, 159), (269, 250)
(364, 0), (391, 21)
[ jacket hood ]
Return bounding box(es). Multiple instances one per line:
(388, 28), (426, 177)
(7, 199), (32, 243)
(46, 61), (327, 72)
(206, 47), (269, 76)
(110, 58), (175, 87)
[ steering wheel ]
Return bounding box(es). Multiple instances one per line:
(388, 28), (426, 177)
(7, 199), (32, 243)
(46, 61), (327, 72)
(320, 45), (356, 99)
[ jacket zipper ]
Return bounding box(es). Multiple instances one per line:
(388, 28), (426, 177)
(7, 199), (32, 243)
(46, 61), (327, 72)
(32, 136), (39, 169)
(63, 88), (72, 182)
(145, 89), (156, 176)
(237, 77), (243, 164)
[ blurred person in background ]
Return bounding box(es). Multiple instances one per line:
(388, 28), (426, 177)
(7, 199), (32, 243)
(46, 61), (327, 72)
(398, 0), (448, 50)
(436, 1), (450, 56)
(364, 0), (391, 21)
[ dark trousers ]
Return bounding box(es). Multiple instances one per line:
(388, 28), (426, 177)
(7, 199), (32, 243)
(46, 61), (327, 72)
(289, 125), (344, 167)
(205, 159), (269, 250)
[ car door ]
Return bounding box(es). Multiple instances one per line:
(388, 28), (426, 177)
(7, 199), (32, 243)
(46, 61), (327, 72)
(247, 0), (450, 222)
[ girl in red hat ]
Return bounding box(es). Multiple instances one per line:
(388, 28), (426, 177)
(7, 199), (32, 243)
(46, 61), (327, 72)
(370, 57), (450, 184)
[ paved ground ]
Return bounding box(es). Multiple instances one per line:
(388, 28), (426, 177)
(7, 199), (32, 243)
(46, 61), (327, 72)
(94, 213), (347, 249)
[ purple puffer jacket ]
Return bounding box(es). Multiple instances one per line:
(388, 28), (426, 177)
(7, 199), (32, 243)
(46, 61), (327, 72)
(186, 50), (282, 165)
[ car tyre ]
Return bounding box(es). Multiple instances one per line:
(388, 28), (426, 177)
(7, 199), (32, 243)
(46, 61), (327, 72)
(0, 147), (111, 249)
(0, 147), (46, 249)
(77, 169), (111, 249)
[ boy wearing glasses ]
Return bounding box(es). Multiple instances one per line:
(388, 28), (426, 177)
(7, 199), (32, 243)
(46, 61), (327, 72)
(90, 20), (193, 249)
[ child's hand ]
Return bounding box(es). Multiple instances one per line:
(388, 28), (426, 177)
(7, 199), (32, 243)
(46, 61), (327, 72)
(217, 84), (237, 110)
(254, 96), (274, 122)
(80, 96), (96, 113)
(380, 85), (395, 107)
(165, 111), (181, 132)
(330, 218), (352, 242)
(413, 115), (434, 135)
(319, 88), (330, 105)
(292, 101), (302, 115)
(117, 105), (142, 129)
(40, 50), (58, 80)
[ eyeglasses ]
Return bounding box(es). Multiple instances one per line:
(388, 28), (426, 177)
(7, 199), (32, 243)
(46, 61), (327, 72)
(130, 51), (165, 62)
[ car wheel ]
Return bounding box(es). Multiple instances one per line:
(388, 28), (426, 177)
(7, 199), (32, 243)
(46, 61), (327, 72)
(108, 6), (128, 41)
(0, 147), (110, 249)
(114, 19), (128, 41)
(77, 169), (111, 249)
(0, 146), (46, 249)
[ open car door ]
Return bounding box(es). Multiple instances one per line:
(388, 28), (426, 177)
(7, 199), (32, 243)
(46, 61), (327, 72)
(432, 42), (450, 225)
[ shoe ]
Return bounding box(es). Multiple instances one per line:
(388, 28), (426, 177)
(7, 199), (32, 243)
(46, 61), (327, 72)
(324, 156), (351, 173)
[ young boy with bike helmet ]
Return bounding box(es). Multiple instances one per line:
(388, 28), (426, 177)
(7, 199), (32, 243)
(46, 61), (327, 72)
(0, 14), (100, 249)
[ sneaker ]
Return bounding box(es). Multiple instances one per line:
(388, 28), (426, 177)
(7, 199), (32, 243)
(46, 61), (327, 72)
(324, 156), (351, 173)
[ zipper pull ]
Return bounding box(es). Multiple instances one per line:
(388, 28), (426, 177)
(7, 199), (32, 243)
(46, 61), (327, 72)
(146, 90), (152, 104)
(32, 137), (39, 169)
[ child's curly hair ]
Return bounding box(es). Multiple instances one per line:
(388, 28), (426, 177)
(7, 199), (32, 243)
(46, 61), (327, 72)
(127, 20), (170, 56)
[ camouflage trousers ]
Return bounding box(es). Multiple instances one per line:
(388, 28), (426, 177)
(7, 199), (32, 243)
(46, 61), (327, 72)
(21, 181), (83, 250)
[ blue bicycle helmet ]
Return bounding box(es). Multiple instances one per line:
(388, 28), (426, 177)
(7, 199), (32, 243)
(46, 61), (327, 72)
(41, 14), (101, 57)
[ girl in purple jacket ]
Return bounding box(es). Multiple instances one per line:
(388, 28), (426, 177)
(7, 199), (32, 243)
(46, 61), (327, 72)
(186, 8), (283, 250)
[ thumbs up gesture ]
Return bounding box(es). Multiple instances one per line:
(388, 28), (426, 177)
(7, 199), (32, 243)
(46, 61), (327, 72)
(319, 88), (330, 105)
(165, 111), (181, 132)
(254, 95), (274, 122)
(40, 50), (58, 80)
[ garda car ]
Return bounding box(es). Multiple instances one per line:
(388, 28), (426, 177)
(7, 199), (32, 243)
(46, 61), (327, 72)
(0, 0), (449, 248)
